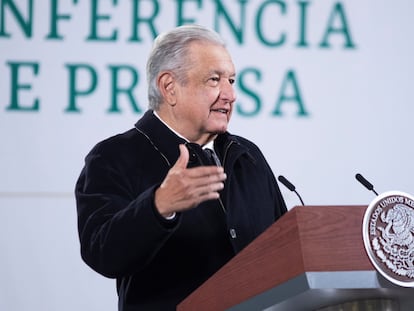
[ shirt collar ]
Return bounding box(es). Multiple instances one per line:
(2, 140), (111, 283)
(202, 140), (215, 151)
(153, 111), (215, 149)
(153, 110), (189, 142)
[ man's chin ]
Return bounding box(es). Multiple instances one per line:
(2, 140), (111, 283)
(212, 127), (227, 134)
(207, 120), (229, 135)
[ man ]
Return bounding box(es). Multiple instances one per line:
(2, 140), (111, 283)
(75, 24), (287, 310)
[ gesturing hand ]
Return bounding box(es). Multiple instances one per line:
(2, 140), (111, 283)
(155, 144), (227, 218)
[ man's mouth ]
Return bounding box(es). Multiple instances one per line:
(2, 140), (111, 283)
(211, 108), (228, 114)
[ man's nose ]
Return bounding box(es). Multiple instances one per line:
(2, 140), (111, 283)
(220, 80), (236, 103)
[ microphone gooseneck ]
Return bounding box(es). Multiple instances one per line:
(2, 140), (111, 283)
(278, 175), (305, 206)
(355, 173), (379, 196)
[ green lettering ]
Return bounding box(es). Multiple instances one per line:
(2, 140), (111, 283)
(6, 62), (40, 111)
(65, 64), (98, 112)
(46, 0), (73, 40)
(176, 0), (202, 25)
(0, 0), (33, 38)
(214, 0), (247, 44)
(256, 0), (286, 47)
(129, 0), (159, 42)
(236, 68), (262, 117)
(272, 69), (308, 116)
(107, 65), (142, 113)
(320, 2), (356, 49)
(87, 0), (118, 41)
(296, 1), (310, 48)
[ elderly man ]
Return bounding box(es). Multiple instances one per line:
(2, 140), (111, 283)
(75, 24), (287, 310)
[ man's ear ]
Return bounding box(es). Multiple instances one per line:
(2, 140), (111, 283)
(158, 72), (176, 106)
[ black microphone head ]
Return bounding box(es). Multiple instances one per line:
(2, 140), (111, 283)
(278, 175), (296, 191)
(355, 173), (374, 191)
(278, 175), (305, 205)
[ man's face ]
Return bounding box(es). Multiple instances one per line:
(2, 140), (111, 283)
(173, 42), (236, 144)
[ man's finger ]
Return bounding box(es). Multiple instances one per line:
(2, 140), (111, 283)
(173, 144), (189, 169)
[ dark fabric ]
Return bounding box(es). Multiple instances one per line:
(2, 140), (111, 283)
(203, 148), (221, 166)
(75, 110), (287, 310)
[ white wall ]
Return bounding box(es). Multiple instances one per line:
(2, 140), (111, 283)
(1, 0), (413, 309)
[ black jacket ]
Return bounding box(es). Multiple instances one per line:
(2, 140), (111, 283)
(75, 110), (287, 310)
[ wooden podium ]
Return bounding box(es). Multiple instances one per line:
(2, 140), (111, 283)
(177, 206), (414, 311)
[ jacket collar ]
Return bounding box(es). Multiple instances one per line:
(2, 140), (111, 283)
(134, 110), (252, 167)
(134, 110), (187, 167)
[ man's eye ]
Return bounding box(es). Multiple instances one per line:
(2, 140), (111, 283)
(229, 78), (235, 85)
(211, 77), (220, 82)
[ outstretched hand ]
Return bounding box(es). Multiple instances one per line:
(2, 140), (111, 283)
(154, 144), (226, 218)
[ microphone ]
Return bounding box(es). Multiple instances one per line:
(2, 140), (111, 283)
(355, 173), (379, 196)
(278, 175), (305, 206)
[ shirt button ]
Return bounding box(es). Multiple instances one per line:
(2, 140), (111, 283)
(230, 229), (237, 239)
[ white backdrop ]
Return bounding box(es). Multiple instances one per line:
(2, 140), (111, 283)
(1, 1), (413, 310)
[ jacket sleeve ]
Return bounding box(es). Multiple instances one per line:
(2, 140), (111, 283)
(241, 137), (288, 220)
(75, 149), (180, 279)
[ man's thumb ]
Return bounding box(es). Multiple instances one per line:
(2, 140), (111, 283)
(174, 144), (189, 168)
